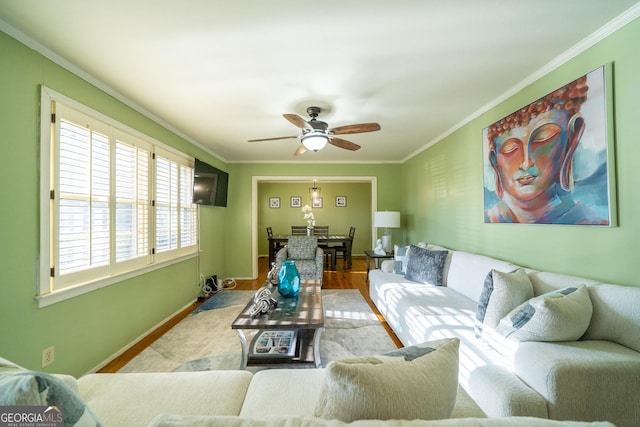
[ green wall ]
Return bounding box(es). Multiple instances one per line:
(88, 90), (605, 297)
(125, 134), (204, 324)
(401, 17), (640, 287)
(0, 31), (228, 376)
(258, 182), (373, 256)
(222, 163), (402, 279)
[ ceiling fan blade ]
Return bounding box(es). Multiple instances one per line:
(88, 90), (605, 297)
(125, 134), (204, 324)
(248, 135), (298, 142)
(283, 114), (311, 129)
(294, 144), (307, 155)
(329, 137), (361, 151)
(330, 122), (381, 135)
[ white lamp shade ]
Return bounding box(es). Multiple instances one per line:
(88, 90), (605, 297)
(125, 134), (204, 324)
(301, 133), (329, 151)
(374, 211), (400, 228)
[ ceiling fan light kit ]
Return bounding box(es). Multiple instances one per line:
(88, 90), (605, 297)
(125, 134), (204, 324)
(249, 105), (381, 155)
(301, 131), (329, 151)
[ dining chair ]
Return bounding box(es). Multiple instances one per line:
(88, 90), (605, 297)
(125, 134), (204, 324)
(313, 225), (329, 237)
(334, 226), (355, 269)
(266, 227), (284, 262)
(291, 226), (308, 235)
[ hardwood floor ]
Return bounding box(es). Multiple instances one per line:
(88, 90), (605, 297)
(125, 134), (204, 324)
(97, 255), (401, 373)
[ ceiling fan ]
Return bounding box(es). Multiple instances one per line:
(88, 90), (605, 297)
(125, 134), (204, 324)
(248, 106), (381, 155)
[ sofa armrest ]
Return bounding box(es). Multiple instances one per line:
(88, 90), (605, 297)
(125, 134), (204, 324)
(513, 340), (640, 427)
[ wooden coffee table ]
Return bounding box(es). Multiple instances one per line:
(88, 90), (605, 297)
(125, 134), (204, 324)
(231, 280), (324, 369)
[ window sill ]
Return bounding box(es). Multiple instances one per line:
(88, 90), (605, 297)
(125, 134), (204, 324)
(36, 253), (198, 308)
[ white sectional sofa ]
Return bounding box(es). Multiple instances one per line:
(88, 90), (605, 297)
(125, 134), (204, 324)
(368, 244), (640, 427)
(1, 355), (616, 427)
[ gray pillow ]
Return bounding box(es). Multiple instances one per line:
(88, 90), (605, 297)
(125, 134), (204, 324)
(496, 285), (593, 342)
(314, 338), (459, 422)
(0, 359), (104, 426)
(405, 245), (448, 286)
(475, 268), (533, 339)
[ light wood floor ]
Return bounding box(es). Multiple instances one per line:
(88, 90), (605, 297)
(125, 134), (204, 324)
(98, 255), (401, 373)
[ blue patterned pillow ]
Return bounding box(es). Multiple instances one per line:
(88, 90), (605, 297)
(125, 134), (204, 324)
(404, 245), (448, 286)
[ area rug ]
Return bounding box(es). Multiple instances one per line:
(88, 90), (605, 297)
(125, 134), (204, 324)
(118, 289), (398, 373)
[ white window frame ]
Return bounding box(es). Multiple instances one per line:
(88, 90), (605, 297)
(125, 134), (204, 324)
(38, 87), (198, 308)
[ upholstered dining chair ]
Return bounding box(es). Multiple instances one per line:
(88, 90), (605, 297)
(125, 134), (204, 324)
(275, 235), (323, 284)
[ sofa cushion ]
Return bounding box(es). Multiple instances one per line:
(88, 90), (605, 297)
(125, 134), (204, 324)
(446, 251), (520, 303)
(405, 245), (448, 286)
(496, 285), (592, 342)
(78, 371), (253, 427)
(475, 268), (534, 339)
(314, 338), (459, 422)
(582, 284), (640, 352)
(0, 357), (103, 426)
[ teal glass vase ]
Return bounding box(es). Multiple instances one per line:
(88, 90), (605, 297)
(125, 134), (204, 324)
(277, 260), (301, 298)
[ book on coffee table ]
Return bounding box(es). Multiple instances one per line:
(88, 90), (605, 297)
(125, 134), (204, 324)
(251, 330), (298, 358)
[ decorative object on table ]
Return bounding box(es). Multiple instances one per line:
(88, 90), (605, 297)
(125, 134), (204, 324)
(302, 204), (315, 235)
(249, 286), (278, 317)
(336, 196), (346, 207)
(374, 211), (401, 252)
(266, 262), (279, 285)
(269, 197), (280, 208)
(290, 196), (301, 208)
(482, 64), (615, 226)
(277, 259), (301, 298)
(373, 239), (385, 255)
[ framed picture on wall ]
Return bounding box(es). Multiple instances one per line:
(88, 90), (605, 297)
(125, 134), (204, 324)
(269, 197), (280, 209)
(290, 196), (301, 208)
(336, 196), (347, 207)
(312, 197), (323, 208)
(482, 64), (615, 226)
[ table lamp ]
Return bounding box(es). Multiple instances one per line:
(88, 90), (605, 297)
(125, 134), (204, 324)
(374, 211), (400, 252)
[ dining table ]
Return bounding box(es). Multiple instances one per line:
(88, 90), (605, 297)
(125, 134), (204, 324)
(268, 234), (352, 270)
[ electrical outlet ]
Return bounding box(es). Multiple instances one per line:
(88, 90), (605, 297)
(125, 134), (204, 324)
(42, 346), (55, 367)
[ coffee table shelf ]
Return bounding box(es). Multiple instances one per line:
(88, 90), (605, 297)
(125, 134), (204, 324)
(231, 280), (324, 369)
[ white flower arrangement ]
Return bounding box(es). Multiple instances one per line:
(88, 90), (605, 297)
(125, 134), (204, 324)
(302, 204), (316, 228)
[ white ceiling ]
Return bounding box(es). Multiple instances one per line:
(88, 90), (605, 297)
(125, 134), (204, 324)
(1, 1), (639, 163)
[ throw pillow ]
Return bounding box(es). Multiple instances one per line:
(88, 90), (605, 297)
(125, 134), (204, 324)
(474, 268), (534, 338)
(314, 338), (459, 422)
(496, 285), (593, 342)
(0, 359), (104, 426)
(404, 245), (448, 286)
(393, 244), (410, 275)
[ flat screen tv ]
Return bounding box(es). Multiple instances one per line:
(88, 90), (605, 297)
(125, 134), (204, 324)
(193, 158), (228, 207)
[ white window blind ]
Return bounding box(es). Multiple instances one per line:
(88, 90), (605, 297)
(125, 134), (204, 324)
(40, 88), (198, 304)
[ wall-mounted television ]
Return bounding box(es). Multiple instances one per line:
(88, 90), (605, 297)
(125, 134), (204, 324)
(193, 158), (228, 207)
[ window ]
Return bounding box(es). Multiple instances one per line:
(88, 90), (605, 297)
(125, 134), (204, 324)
(39, 87), (197, 306)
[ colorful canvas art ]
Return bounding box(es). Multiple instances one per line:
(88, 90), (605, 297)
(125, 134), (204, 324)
(482, 65), (615, 225)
